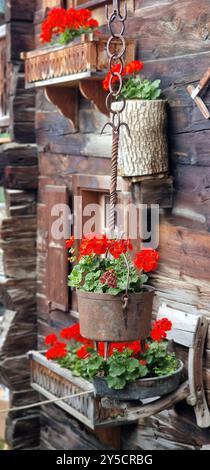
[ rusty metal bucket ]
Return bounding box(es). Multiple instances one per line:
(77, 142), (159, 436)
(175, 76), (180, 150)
(77, 286), (155, 342)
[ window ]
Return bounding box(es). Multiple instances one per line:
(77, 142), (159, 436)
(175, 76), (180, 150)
(45, 176), (131, 315)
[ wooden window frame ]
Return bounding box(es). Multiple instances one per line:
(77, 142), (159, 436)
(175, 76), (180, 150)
(69, 173), (130, 315)
(65, 1), (113, 10)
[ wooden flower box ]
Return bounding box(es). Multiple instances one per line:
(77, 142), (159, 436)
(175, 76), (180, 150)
(21, 34), (135, 88)
(21, 34), (135, 129)
(28, 306), (210, 430)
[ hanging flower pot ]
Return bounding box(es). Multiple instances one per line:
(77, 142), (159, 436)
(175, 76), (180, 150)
(77, 288), (154, 342)
(113, 99), (168, 177)
(103, 60), (168, 178)
(66, 234), (159, 342)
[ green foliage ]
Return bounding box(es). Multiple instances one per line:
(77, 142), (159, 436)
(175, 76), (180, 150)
(106, 349), (148, 390)
(140, 340), (180, 377)
(121, 77), (162, 100)
(68, 254), (148, 295)
(56, 341), (180, 391)
(55, 27), (97, 45)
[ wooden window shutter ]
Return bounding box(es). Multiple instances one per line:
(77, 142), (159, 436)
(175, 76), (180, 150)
(46, 185), (69, 312)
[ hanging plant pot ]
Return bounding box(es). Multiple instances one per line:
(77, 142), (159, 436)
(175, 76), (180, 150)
(93, 360), (184, 401)
(112, 100), (168, 178)
(77, 286), (155, 342)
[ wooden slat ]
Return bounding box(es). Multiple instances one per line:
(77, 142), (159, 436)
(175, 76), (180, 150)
(46, 185), (69, 312)
(158, 304), (199, 347)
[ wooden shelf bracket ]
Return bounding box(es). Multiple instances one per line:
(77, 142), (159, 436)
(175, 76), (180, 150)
(45, 80), (108, 131)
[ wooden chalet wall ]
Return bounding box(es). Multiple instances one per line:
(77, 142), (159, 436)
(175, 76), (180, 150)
(0, 1), (39, 449)
(33, 0), (210, 450)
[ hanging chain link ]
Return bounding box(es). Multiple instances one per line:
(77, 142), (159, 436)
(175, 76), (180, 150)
(102, 0), (130, 233)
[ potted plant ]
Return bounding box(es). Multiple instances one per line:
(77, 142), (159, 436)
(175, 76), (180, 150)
(66, 234), (159, 342)
(44, 319), (183, 400)
(103, 60), (168, 178)
(21, 7), (135, 86)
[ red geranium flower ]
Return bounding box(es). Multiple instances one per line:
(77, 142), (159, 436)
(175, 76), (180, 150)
(103, 63), (126, 91)
(150, 327), (166, 342)
(80, 234), (109, 257)
(46, 341), (67, 360)
(134, 249), (159, 272)
(109, 239), (133, 259)
(150, 317), (172, 342)
(126, 60), (144, 75)
(65, 236), (75, 249)
(45, 333), (57, 346)
(40, 7), (99, 44)
(60, 323), (84, 342)
(76, 345), (91, 359)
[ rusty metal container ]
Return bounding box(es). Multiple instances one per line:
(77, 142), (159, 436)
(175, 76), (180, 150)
(93, 361), (183, 401)
(77, 286), (155, 342)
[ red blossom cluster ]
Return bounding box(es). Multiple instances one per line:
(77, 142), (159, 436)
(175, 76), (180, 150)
(150, 317), (172, 342)
(45, 317), (172, 361)
(103, 60), (144, 92)
(109, 239), (133, 259)
(60, 323), (84, 342)
(65, 234), (159, 274)
(99, 269), (117, 288)
(76, 339), (142, 360)
(65, 236), (75, 249)
(134, 249), (160, 272)
(40, 7), (99, 44)
(46, 341), (67, 360)
(76, 234), (133, 259)
(80, 234), (109, 256)
(45, 323), (143, 360)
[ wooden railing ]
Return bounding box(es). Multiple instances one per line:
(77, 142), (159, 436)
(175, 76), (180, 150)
(0, 24), (10, 140)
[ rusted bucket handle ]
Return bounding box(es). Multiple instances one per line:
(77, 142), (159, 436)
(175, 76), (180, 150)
(122, 293), (129, 310)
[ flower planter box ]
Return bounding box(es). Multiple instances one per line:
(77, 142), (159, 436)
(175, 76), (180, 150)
(28, 350), (184, 429)
(113, 100), (168, 178)
(29, 351), (95, 428)
(28, 350), (139, 429)
(93, 361), (183, 401)
(21, 34), (135, 88)
(21, 34), (135, 129)
(77, 286), (155, 342)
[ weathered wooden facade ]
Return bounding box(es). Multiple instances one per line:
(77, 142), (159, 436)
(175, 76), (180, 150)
(0, 0), (210, 450)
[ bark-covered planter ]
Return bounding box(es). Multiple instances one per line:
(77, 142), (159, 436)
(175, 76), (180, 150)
(113, 100), (168, 177)
(93, 360), (183, 400)
(77, 286), (155, 342)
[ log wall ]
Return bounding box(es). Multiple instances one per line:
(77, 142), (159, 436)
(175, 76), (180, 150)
(1, 0), (210, 450)
(0, 0), (39, 449)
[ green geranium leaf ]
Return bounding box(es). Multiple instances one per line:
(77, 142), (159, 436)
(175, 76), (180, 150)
(109, 364), (126, 377)
(107, 376), (127, 390)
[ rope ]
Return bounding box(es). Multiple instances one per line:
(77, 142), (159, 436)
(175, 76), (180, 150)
(109, 131), (119, 232)
(0, 389), (94, 414)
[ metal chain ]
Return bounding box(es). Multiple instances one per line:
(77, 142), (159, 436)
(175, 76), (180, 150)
(102, 0), (130, 233)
